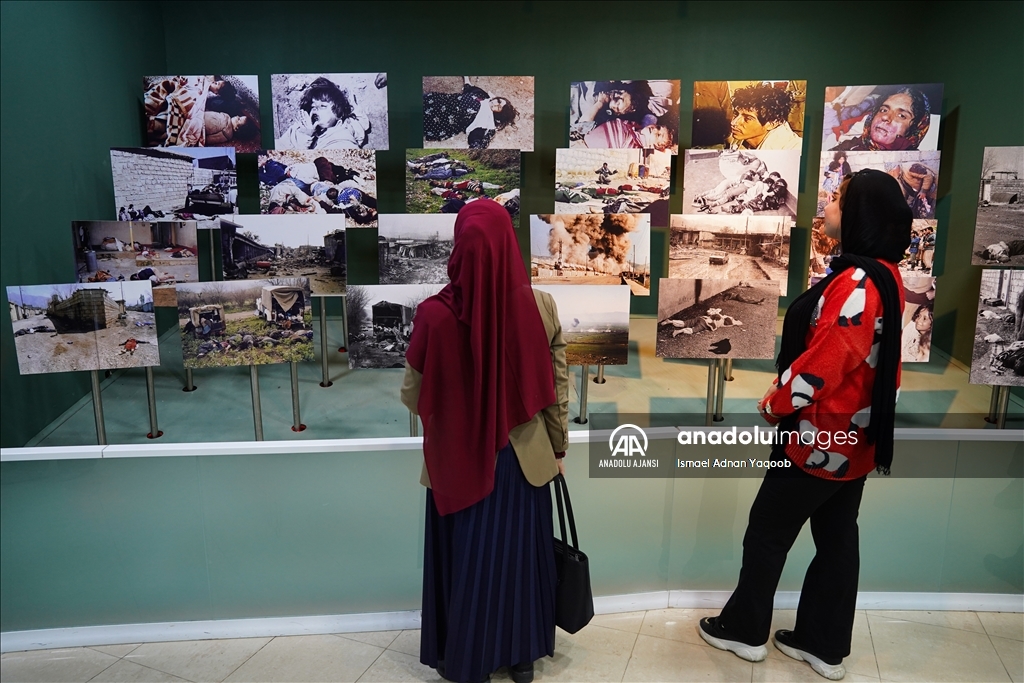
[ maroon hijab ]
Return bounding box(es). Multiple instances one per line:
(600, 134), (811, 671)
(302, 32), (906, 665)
(406, 200), (556, 515)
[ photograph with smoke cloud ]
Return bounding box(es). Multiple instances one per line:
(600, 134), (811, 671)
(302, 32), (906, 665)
(669, 214), (791, 295)
(530, 214), (651, 296)
(682, 149), (799, 218)
(532, 284), (631, 365)
(554, 149), (671, 223)
(657, 279), (779, 360)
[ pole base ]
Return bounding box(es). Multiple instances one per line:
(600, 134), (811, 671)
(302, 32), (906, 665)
(338, 347), (347, 352)
(984, 416), (998, 424)
(182, 385), (197, 392)
(147, 430), (164, 439)
(593, 377), (606, 384)
(573, 416), (589, 425)
(319, 381), (333, 388)
(291, 424), (307, 432)
(713, 415), (724, 423)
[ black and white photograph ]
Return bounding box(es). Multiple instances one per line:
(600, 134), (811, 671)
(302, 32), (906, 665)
(378, 214), (456, 285)
(554, 149), (671, 222)
(569, 80), (680, 154)
(970, 269), (1023, 386)
(144, 75), (262, 153)
(815, 150), (941, 219)
(531, 284), (631, 366)
(345, 284), (444, 369)
(8, 282), (158, 375)
(220, 216), (347, 295)
(405, 149), (520, 216)
(175, 278), (314, 369)
(422, 76), (534, 151)
(669, 215), (791, 295)
(692, 80), (805, 150)
(72, 220), (198, 308)
(822, 83), (943, 153)
(111, 147), (237, 230)
(902, 275), (936, 363)
(657, 279), (779, 360)
(258, 149), (377, 227)
(682, 149), (799, 217)
(973, 146), (1024, 266)
(530, 214), (651, 295)
(272, 73), (388, 151)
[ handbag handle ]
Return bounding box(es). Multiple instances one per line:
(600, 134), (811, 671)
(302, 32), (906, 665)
(554, 474), (580, 551)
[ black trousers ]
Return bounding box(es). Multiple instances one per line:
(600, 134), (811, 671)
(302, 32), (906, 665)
(718, 452), (867, 660)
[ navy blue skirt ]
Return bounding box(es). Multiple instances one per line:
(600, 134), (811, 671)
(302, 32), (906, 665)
(420, 443), (557, 683)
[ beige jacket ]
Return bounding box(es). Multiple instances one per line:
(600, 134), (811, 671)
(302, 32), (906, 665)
(401, 288), (570, 488)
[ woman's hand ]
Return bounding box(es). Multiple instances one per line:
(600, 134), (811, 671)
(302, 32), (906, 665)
(557, 459), (566, 477)
(758, 383), (780, 424)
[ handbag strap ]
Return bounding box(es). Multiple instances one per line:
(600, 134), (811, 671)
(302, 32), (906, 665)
(554, 474), (580, 550)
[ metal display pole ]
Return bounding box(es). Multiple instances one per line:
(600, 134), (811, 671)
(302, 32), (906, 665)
(250, 365), (264, 441)
(724, 359), (734, 382)
(594, 364), (606, 384)
(573, 365), (590, 425)
(319, 298), (332, 387)
(996, 386), (1011, 429)
(290, 361), (306, 432)
(410, 412), (419, 437)
(714, 359), (727, 422)
(985, 385), (1001, 424)
(705, 360), (717, 426)
(183, 368), (197, 392)
(208, 230), (217, 280)
(145, 367), (163, 439)
(91, 370), (107, 446)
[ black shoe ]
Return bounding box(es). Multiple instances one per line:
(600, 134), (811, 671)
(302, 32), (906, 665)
(510, 661), (534, 683)
(773, 630), (846, 680)
(697, 616), (767, 662)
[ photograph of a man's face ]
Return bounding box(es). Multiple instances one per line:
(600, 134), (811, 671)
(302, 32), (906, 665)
(144, 75), (261, 153)
(569, 80), (680, 154)
(821, 84), (943, 153)
(692, 80), (806, 151)
(272, 73), (389, 151)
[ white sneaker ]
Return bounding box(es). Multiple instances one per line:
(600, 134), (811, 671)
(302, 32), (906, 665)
(773, 630), (846, 680)
(698, 617), (767, 662)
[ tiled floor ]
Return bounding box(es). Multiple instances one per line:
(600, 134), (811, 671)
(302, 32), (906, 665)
(3, 609), (1021, 683)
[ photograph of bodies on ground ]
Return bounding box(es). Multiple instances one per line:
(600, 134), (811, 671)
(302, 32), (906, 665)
(815, 150), (941, 219)
(691, 80), (806, 150)
(8, 282), (158, 375)
(272, 73), (388, 151)
(682, 149), (799, 218)
(554, 149), (671, 220)
(657, 279), (779, 360)
(144, 75), (261, 153)
(902, 276), (936, 363)
(669, 215), (791, 295)
(808, 217), (937, 287)
(258, 150), (377, 227)
(111, 147), (237, 230)
(422, 77), (534, 151)
(531, 284), (631, 365)
(973, 146), (1024, 266)
(175, 279), (313, 369)
(821, 84), (943, 153)
(405, 149), (520, 217)
(219, 216), (347, 295)
(530, 214), (651, 296)
(970, 269), (1023, 386)
(378, 215), (456, 285)
(345, 284), (444, 369)
(569, 80), (680, 154)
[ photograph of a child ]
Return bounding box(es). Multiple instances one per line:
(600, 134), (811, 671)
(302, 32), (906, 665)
(682, 149), (799, 217)
(422, 77), (534, 151)
(692, 80), (805, 150)
(822, 84), (943, 153)
(272, 73), (388, 151)
(815, 151), (941, 219)
(405, 149), (520, 216)
(973, 146), (1024, 266)
(970, 269), (1023, 386)
(901, 276), (936, 363)
(144, 75), (261, 153)
(569, 80), (680, 154)
(554, 149), (671, 222)
(258, 150), (377, 227)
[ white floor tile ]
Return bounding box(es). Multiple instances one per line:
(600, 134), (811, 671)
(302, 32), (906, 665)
(991, 635), (1024, 683)
(591, 610), (647, 635)
(223, 635), (382, 683)
(537, 623), (638, 682)
(355, 649), (441, 682)
(88, 659), (188, 682)
(124, 638), (270, 683)
(638, 608), (717, 647)
(336, 630), (401, 649)
(979, 612), (1024, 642)
(623, 633), (753, 682)
(0, 647), (117, 683)
(866, 610), (985, 634)
(89, 645), (141, 659)
(387, 630), (421, 659)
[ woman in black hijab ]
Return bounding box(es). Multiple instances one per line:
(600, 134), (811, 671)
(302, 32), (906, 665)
(697, 169), (912, 681)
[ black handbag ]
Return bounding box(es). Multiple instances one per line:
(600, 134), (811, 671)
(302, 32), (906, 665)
(552, 473), (594, 634)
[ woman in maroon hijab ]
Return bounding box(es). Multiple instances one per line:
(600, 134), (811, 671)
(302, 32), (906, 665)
(402, 200), (570, 683)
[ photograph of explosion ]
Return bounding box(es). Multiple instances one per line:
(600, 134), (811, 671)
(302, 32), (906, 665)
(657, 279), (779, 360)
(175, 278), (313, 369)
(219, 216), (347, 295)
(345, 284), (444, 369)
(554, 148), (671, 223)
(531, 284), (631, 365)
(405, 148), (520, 217)
(669, 214), (791, 295)
(8, 282), (158, 375)
(378, 214), (455, 285)
(530, 214), (651, 295)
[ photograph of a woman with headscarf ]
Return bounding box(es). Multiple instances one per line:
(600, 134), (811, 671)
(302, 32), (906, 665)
(823, 83), (943, 152)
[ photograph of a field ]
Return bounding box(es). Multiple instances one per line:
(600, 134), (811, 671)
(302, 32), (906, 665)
(531, 284), (631, 366)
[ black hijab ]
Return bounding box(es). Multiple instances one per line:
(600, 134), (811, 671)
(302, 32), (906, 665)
(779, 169), (911, 474)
